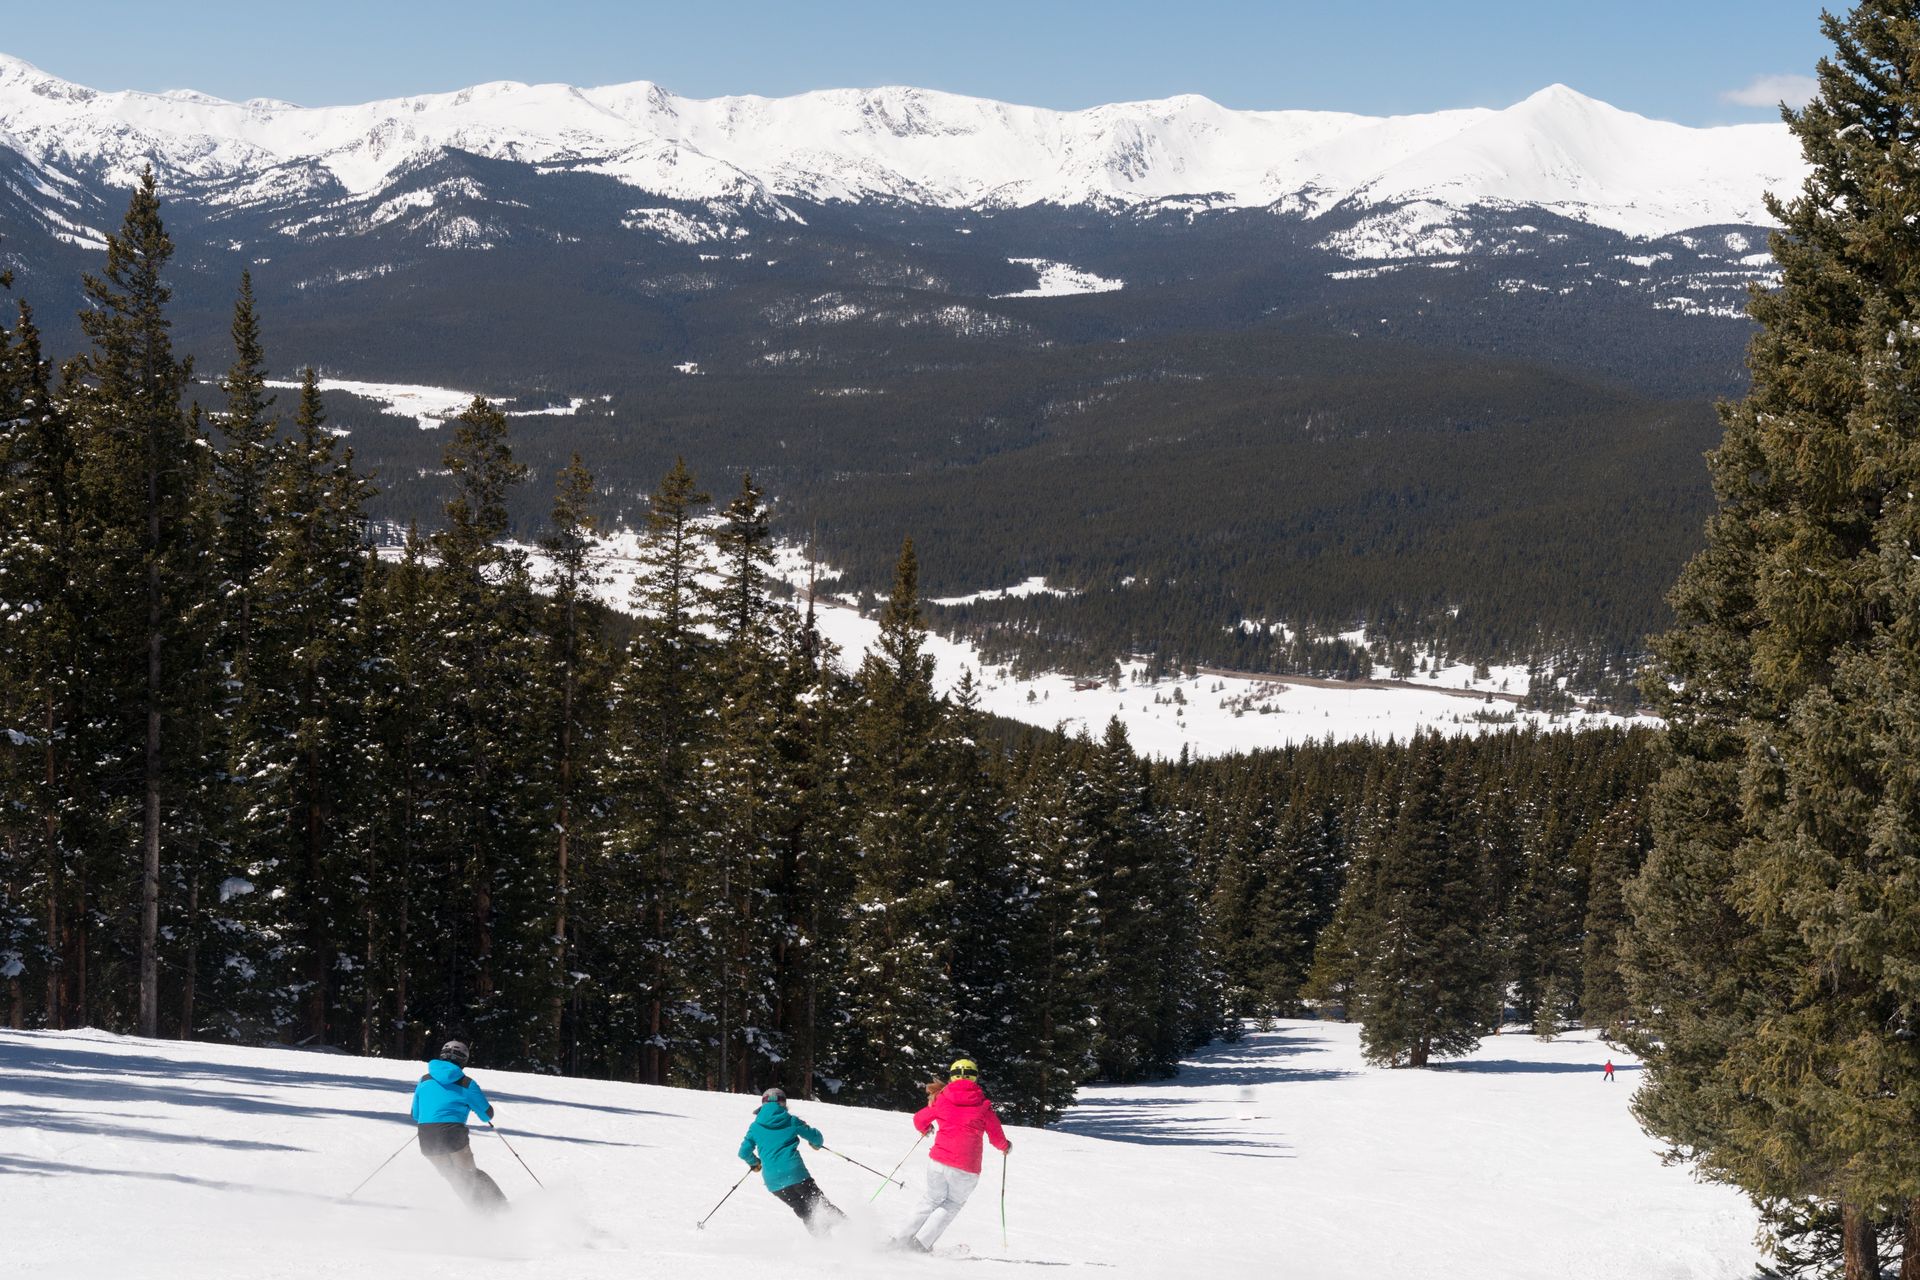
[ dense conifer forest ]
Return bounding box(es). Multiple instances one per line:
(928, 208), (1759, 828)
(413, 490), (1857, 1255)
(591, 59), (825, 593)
(1, 177), (1663, 1127)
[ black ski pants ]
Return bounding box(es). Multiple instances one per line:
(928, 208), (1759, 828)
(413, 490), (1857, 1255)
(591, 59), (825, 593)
(772, 1177), (846, 1236)
(417, 1124), (507, 1210)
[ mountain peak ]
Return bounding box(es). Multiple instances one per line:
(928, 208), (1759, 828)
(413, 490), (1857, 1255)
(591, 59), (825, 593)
(0, 54), (1805, 236)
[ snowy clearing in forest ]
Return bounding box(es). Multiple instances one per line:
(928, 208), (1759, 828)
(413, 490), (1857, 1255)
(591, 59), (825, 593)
(0, 1021), (1760, 1279)
(265, 379), (602, 430)
(487, 534), (1651, 757)
(801, 596), (1649, 758)
(928, 576), (1071, 606)
(993, 259), (1124, 298)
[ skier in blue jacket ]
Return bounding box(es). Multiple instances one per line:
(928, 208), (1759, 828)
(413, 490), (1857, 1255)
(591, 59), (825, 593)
(410, 1039), (506, 1210)
(739, 1087), (846, 1236)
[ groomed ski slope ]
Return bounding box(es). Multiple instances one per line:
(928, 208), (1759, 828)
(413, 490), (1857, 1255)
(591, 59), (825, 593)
(0, 1020), (1760, 1278)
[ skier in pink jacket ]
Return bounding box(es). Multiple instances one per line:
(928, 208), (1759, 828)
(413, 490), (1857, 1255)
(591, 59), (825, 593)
(891, 1058), (1012, 1254)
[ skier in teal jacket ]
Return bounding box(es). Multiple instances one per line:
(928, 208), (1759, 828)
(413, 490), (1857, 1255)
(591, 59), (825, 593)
(738, 1088), (846, 1236)
(410, 1039), (506, 1211)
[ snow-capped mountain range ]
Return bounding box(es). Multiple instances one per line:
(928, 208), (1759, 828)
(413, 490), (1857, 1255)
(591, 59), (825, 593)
(0, 53), (1804, 238)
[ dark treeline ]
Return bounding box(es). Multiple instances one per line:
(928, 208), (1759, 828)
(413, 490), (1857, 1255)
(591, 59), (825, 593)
(1169, 725), (1655, 1054)
(1, 176), (1660, 1131)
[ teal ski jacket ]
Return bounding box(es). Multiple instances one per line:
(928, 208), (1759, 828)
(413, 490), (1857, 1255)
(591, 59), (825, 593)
(738, 1100), (822, 1192)
(410, 1057), (495, 1126)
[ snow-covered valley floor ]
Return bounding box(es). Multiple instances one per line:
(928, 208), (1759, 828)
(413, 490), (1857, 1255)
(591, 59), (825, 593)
(0, 1021), (1759, 1278)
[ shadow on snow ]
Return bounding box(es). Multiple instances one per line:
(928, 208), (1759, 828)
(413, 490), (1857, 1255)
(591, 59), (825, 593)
(0, 1039), (670, 1147)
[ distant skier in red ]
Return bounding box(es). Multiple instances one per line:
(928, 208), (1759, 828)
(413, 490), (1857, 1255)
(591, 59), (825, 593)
(1603, 1058), (1615, 1082)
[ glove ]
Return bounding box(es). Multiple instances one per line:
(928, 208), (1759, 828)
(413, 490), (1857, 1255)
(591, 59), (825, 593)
(809, 1143), (822, 1151)
(750, 1161), (762, 1172)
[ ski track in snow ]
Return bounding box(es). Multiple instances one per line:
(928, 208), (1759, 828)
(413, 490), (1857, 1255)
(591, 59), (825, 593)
(0, 1021), (1760, 1279)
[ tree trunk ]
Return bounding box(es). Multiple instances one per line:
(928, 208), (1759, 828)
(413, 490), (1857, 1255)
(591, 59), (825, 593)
(179, 872), (197, 1037)
(1842, 1200), (1880, 1280)
(75, 863), (88, 1027)
(139, 421), (163, 1040)
(43, 693), (61, 1029)
(550, 624), (572, 1067)
(140, 623), (161, 1038)
(1899, 1197), (1920, 1280)
(304, 746), (326, 1043)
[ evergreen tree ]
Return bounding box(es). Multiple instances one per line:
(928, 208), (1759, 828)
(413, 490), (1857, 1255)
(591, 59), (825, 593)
(68, 171), (201, 1036)
(537, 454), (605, 1070)
(987, 736), (1098, 1122)
(1345, 736), (1498, 1067)
(228, 371), (374, 1041)
(1626, 10), (1920, 1274)
(836, 538), (955, 1104)
(431, 397), (544, 1057)
(211, 273), (277, 707)
(600, 457), (713, 1083)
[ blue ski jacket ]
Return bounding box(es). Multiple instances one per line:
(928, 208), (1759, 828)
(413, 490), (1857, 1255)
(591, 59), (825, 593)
(738, 1100), (822, 1192)
(411, 1058), (495, 1126)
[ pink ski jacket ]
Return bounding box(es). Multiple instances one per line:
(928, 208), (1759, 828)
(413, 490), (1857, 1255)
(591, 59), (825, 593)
(914, 1078), (1010, 1174)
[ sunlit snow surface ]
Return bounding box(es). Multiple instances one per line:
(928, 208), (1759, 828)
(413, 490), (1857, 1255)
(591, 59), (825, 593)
(0, 53), (1803, 241)
(993, 259), (1125, 298)
(484, 539), (1652, 758)
(265, 379), (604, 430)
(0, 1021), (1760, 1278)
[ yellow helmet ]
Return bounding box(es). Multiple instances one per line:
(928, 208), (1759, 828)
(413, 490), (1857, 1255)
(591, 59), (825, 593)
(949, 1058), (979, 1080)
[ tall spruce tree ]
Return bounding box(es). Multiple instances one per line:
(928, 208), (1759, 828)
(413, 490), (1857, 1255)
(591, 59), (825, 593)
(1626, 9), (1920, 1276)
(70, 171), (200, 1036)
(537, 454), (605, 1070)
(601, 457), (713, 1083)
(1344, 736), (1498, 1067)
(232, 371), (373, 1041)
(837, 538), (955, 1104)
(0, 303), (80, 1029)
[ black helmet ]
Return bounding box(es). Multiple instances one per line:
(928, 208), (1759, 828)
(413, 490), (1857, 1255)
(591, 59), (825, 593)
(438, 1039), (470, 1067)
(761, 1086), (786, 1105)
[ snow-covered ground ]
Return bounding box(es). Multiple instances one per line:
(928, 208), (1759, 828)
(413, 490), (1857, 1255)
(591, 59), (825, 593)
(483, 537), (1651, 758)
(0, 1020), (1761, 1279)
(265, 379), (603, 430)
(994, 259), (1125, 298)
(928, 576), (1071, 606)
(805, 597), (1644, 757)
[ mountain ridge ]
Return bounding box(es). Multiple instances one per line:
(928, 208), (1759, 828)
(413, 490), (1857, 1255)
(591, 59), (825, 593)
(0, 53), (1805, 237)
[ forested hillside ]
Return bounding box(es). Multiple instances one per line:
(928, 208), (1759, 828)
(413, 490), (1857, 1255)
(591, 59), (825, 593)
(2, 178), (1662, 1125)
(0, 140), (1770, 695)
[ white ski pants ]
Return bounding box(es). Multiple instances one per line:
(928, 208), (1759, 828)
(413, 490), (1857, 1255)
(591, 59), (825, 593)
(901, 1159), (980, 1248)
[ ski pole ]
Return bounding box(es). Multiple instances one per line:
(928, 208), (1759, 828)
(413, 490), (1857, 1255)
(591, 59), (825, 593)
(697, 1166), (755, 1230)
(818, 1145), (906, 1188)
(487, 1123), (546, 1190)
(870, 1128), (929, 1203)
(345, 1131), (415, 1201)
(1000, 1149), (1008, 1249)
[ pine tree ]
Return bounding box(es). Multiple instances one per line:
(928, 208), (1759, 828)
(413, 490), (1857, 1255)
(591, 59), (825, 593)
(431, 397), (542, 1057)
(837, 538), (955, 1104)
(687, 474), (793, 1091)
(69, 171), (200, 1036)
(0, 301), (87, 1028)
(1344, 736), (1497, 1067)
(537, 453), (605, 1070)
(230, 370), (374, 1041)
(1625, 10), (1920, 1275)
(600, 457), (713, 1083)
(211, 273), (276, 706)
(987, 736), (1098, 1122)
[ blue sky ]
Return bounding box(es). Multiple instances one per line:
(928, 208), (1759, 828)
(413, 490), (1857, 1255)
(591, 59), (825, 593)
(10, 0), (1831, 123)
